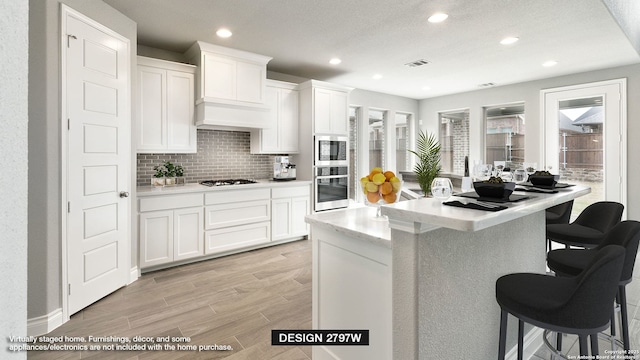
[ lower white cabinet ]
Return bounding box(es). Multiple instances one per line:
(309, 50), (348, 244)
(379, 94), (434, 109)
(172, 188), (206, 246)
(139, 193), (204, 268)
(271, 185), (310, 241)
(204, 187), (272, 255)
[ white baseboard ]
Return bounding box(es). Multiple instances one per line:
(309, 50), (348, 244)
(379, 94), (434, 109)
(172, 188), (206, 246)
(506, 327), (545, 360)
(129, 266), (140, 284)
(27, 308), (63, 336)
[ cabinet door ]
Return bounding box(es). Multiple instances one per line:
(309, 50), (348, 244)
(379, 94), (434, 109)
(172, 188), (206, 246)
(166, 70), (196, 152)
(140, 211), (173, 268)
(271, 198), (292, 241)
(205, 221), (271, 255)
(259, 86), (280, 152)
(236, 61), (264, 104)
(291, 196), (310, 237)
(330, 91), (349, 135)
(137, 65), (166, 150)
(314, 88), (333, 134)
(202, 52), (236, 100)
(279, 88), (299, 152)
(173, 207), (204, 261)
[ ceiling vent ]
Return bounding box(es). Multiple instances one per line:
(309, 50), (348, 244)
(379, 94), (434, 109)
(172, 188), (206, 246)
(404, 59), (431, 68)
(478, 82), (497, 88)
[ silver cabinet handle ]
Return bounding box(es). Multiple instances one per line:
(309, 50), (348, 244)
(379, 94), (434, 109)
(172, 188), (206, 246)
(119, 191), (130, 198)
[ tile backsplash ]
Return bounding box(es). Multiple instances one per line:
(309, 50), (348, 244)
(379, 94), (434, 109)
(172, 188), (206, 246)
(137, 130), (282, 186)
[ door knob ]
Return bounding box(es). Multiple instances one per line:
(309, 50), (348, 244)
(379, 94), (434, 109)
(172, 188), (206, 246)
(119, 191), (130, 198)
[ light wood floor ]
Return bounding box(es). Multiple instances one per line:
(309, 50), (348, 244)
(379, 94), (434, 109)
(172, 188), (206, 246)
(28, 239), (312, 359)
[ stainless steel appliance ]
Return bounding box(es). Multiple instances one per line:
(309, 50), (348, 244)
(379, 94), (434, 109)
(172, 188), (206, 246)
(314, 165), (349, 211)
(273, 156), (297, 181)
(200, 179), (257, 186)
(315, 135), (348, 166)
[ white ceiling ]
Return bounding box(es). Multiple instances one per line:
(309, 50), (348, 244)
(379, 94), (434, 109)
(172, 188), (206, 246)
(104, 0), (640, 99)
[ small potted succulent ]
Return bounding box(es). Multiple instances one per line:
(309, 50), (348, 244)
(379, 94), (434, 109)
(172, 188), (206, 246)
(152, 164), (167, 186)
(175, 165), (185, 185)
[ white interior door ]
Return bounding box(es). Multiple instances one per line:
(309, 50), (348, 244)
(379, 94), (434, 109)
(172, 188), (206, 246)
(542, 79), (627, 217)
(63, 7), (130, 315)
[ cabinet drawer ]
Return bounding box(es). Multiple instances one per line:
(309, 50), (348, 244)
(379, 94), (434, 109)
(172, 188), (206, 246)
(272, 185), (310, 199)
(205, 187), (270, 205)
(205, 200), (270, 229)
(205, 221), (271, 254)
(139, 193), (203, 212)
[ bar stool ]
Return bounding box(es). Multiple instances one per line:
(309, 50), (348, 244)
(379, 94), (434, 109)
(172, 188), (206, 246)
(547, 201), (624, 249)
(547, 220), (640, 351)
(496, 245), (625, 360)
(545, 200), (574, 252)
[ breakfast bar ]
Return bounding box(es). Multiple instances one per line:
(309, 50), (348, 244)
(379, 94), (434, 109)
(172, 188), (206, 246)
(305, 185), (590, 359)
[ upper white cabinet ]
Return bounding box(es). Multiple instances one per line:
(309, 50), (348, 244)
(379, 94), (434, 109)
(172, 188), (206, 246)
(298, 80), (351, 135)
(185, 41), (273, 129)
(136, 56), (196, 153)
(250, 80), (299, 154)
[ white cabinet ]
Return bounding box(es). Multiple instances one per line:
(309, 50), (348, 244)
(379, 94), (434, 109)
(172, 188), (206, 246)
(137, 56), (196, 153)
(250, 80), (299, 154)
(139, 193), (204, 268)
(200, 52), (266, 104)
(271, 185), (311, 241)
(313, 87), (349, 135)
(204, 188), (271, 254)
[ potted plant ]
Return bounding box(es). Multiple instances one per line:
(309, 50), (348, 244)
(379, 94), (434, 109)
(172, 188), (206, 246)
(152, 164), (167, 186)
(164, 161), (177, 185)
(175, 165), (185, 185)
(408, 131), (441, 196)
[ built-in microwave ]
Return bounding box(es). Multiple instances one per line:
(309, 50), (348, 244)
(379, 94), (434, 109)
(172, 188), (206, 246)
(315, 135), (348, 166)
(314, 165), (349, 211)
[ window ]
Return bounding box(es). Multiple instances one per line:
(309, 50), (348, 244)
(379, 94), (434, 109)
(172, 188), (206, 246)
(439, 110), (469, 175)
(484, 103), (525, 169)
(395, 113), (412, 172)
(368, 109), (386, 170)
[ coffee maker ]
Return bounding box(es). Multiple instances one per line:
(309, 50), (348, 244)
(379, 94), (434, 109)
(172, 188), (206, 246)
(273, 156), (296, 181)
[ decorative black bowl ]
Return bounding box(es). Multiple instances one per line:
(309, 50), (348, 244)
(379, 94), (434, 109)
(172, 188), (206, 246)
(473, 182), (516, 199)
(528, 175), (559, 187)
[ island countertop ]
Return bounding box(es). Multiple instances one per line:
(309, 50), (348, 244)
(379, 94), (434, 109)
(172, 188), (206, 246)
(305, 205), (391, 248)
(382, 185), (590, 232)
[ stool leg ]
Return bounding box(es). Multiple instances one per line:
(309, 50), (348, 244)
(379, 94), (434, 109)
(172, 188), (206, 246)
(556, 332), (563, 352)
(518, 319), (524, 360)
(620, 285), (630, 351)
(578, 335), (588, 356)
(498, 310), (507, 360)
(591, 333), (599, 356)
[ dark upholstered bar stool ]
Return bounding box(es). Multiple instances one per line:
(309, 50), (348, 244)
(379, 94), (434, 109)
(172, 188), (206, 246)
(547, 220), (640, 351)
(545, 200), (574, 252)
(496, 245), (625, 360)
(547, 201), (624, 249)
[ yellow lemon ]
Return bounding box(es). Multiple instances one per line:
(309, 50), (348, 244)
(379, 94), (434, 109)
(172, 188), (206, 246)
(372, 173), (386, 185)
(390, 176), (401, 192)
(365, 182), (379, 192)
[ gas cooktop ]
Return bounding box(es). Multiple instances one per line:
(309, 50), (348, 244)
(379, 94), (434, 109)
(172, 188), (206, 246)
(200, 179), (258, 187)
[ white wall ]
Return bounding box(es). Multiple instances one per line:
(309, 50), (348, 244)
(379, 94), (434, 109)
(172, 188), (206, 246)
(418, 63), (640, 220)
(28, 0), (137, 327)
(1, 0), (28, 356)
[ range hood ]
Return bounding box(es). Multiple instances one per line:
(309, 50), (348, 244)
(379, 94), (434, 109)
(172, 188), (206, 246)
(194, 98), (271, 131)
(185, 41), (273, 130)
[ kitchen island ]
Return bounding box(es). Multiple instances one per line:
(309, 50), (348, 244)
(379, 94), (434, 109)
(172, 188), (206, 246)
(305, 185), (589, 360)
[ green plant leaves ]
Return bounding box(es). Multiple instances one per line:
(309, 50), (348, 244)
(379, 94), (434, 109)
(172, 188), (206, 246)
(408, 131), (441, 195)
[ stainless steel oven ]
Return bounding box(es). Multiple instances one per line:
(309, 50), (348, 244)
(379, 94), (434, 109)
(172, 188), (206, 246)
(314, 165), (349, 211)
(315, 135), (348, 166)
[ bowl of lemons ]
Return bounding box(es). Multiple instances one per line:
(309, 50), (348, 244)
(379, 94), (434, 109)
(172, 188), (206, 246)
(360, 167), (402, 206)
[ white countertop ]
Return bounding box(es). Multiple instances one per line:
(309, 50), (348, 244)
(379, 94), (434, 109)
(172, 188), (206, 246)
(137, 179), (312, 197)
(382, 185), (590, 232)
(305, 185), (590, 244)
(305, 205), (392, 248)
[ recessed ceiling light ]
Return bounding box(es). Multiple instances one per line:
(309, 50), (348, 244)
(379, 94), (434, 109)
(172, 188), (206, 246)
(428, 13), (448, 23)
(542, 60), (558, 67)
(500, 37), (519, 45)
(216, 28), (232, 38)
(372, 74), (383, 80)
(422, 86), (431, 91)
(329, 58), (342, 65)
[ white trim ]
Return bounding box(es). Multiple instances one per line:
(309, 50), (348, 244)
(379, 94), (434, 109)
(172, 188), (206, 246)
(60, 4), (132, 322)
(505, 327), (545, 360)
(129, 266), (140, 285)
(27, 308), (63, 336)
